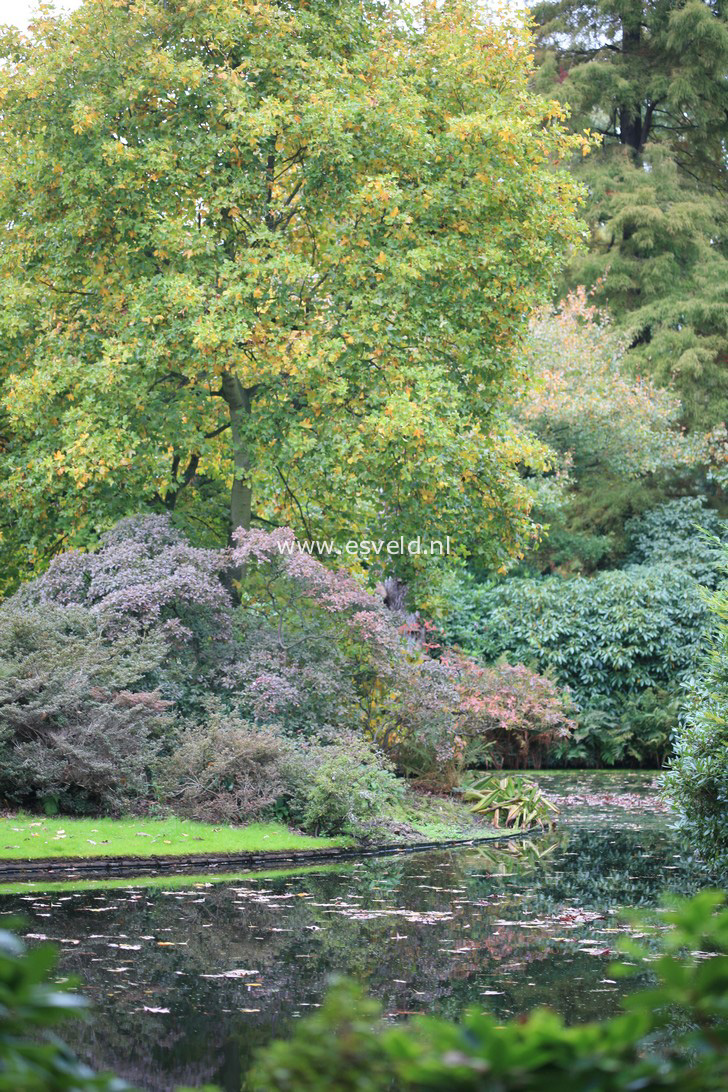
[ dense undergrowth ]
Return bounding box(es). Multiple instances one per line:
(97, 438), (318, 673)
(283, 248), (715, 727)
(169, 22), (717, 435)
(2, 500), (725, 844)
(440, 489), (726, 771)
(665, 547), (728, 876)
(0, 516), (574, 836)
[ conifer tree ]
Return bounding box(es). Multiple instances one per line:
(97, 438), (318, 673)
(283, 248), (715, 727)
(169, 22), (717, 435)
(533, 0), (728, 428)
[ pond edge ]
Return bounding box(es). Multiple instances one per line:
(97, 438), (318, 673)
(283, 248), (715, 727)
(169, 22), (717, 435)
(0, 830), (537, 884)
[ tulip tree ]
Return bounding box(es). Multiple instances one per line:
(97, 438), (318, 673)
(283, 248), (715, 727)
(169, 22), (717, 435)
(0, 0), (585, 589)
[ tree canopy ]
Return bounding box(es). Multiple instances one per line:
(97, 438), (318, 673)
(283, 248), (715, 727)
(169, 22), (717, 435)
(0, 0), (585, 590)
(532, 0), (728, 429)
(516, 288), (695, 478)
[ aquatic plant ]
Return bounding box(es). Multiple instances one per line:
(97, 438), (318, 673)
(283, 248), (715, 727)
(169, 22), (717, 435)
(462, 774), (558, 830)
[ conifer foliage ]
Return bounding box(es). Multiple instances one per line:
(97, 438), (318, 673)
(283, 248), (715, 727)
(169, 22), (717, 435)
(533, 0), (728, 428)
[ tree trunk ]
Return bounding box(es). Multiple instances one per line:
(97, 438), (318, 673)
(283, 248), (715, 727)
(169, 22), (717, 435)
(221, 371), (253, 541)
(620, 18), (644, 152)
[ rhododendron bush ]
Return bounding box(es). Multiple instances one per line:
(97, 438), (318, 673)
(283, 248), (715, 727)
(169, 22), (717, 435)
(0, 516), (573, 820)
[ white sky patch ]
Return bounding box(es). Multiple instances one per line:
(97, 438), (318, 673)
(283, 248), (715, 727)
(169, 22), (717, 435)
(3, 0), (82, 31)
(4, 0), (529, 32)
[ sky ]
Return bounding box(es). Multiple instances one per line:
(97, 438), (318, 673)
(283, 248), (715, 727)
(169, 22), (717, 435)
(3, 0), (81, 30)
(3, 0), (528, 31)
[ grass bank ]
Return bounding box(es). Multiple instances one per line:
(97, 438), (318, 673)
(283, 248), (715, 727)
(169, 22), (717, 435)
(0, 815), (347, 861)
(0, 791), (505, 871)
(392, 792), (495, 842)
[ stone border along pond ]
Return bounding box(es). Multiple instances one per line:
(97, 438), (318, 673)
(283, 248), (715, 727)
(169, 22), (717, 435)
(0, 830), (533, 885)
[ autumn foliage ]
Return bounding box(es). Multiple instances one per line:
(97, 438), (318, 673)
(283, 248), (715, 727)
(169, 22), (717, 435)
(0, 516), (574, 818)
(0, 0), (586, 590)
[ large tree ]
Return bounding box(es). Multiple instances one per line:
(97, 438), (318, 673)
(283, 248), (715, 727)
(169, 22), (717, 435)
(0, 0), (584, 590)
(532, 0), (728, 429)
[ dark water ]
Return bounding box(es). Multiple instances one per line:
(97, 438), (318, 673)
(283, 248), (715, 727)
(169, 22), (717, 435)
(0, 773), (703, 1090)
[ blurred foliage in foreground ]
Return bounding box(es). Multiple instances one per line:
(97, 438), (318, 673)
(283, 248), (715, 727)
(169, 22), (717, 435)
(4, 892), (728, 1091)
(247, 891), (728, 1090)
(0, 926), (127, 1091)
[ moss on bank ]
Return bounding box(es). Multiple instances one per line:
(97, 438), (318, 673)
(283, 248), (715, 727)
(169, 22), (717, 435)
(361, 791), (496, 844)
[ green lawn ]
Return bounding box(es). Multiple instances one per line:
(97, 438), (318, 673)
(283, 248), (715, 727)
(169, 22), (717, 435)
(0, 815), (348, 861)
(395, 793), (498, 842)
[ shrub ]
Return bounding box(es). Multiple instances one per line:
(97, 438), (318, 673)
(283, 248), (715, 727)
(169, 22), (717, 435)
(5, 517), (400, 733)
(455, 661), (574, 769)
(0, 516), (577, 815)
(247, 892), (728, 1091)
(615, 688), (679, 767)
(443, 566), (708, 704)
(440, 562), (712, 767)
(157, 713), (403, 836)
(0, 605), (171, 814)
(365, 653), (573, 783)
(9, 515), (235, 716)
(366, 653), (467, 788)
(156, 709), (294, 823)
(625, 496), (727, 586)
(548, 689), (678, 768)
(665, 549), (728, 874)
(284, 735), (404, 837)
(12, 514), (232, 646)
(225, 527), (399, 736)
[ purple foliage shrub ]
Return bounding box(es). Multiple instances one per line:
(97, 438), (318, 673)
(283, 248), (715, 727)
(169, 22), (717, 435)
(0, 604), (171, 812)
(0, 517), (575, 816)
(10, 515), (237, 713)
(13, 514), (232, 646)
(222, 527), (399, 734)
(365, 654), (467, 788)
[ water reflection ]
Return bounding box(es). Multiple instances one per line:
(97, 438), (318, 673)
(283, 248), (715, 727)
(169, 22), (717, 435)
(0, 778), (701, 1091)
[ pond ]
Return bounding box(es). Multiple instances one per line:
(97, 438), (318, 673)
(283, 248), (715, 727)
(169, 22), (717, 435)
(0, 773), (703, 1090)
